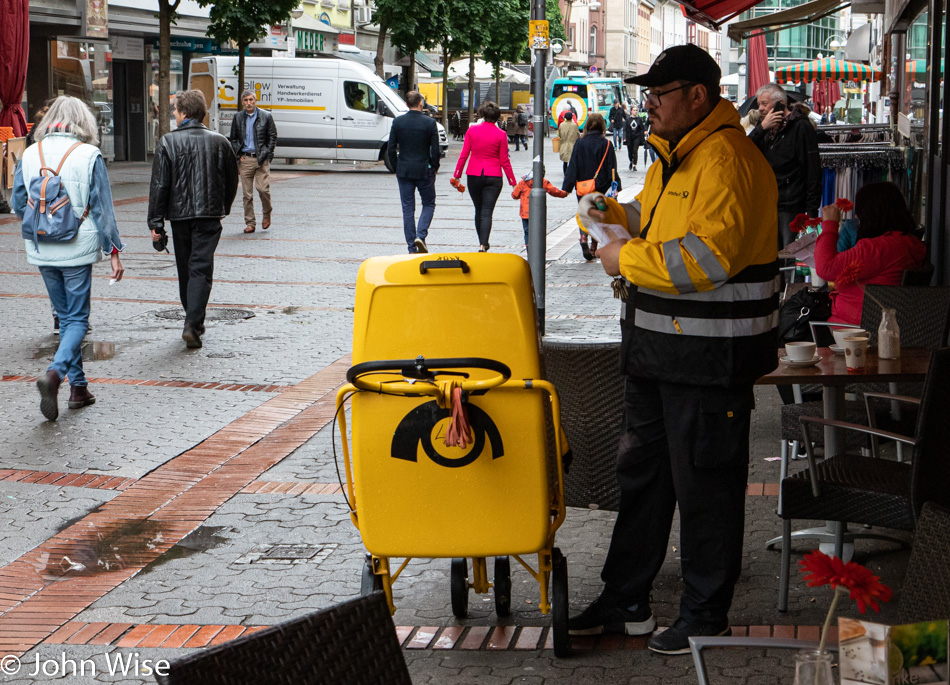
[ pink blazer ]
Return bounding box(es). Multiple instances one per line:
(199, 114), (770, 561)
(454, 122), (516, 185)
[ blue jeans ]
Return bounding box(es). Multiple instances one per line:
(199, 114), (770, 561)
(39, 264), (92, 387)
(398, 173), (436, 251)
(515, 134), (527, 150)
(612, 128), (623, 149)
(522, 217), (530, 246)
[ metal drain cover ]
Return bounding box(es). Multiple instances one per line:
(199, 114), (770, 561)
(233, 543), (338, 566)
(264, 545), (320, 560)
(154, 308), (255, 322)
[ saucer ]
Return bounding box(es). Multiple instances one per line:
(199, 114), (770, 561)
(780, 355), (821, 367)
(830, 344), (845, 355)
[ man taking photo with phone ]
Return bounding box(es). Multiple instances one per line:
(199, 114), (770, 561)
(749, 83), (820, 248)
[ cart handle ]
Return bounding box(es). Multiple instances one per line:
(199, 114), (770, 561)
(346, 356), (511, 395)
(419, 259), (469, 274)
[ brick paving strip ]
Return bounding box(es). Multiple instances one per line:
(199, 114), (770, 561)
(0, 292), (348, 312)
(0, 355), (351, 657)
(40, 621), (837, 651)
(1, 375), (289, 393)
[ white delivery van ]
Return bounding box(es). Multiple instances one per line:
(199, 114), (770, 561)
(187, 56), (448, 171)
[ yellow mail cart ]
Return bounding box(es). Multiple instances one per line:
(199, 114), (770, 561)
(334, 253), (570, 656)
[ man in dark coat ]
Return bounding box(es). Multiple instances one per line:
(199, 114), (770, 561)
(623, 108), (646, 171)
(749, 83), (821, 248)
(609, 101), (626, 149)
(387, 91), (440, 253)
(148, 89), (238, 349)
(228, 91), (278, 234)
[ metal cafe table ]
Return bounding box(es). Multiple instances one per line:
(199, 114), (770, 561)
(756, 346), (931, 558)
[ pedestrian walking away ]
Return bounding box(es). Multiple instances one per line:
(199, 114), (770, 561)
(453, 101), (516, 252)
(572, 44), (779, 656)
(513, 104), (529, 151)
(511, 170), (568, 250)
(609, 100), (626, 149)
(387, 90), (440, 253)
(623, 107), (646, 171)
(228, 90), (278, 234)
(562, 112), (619, 260)
(557, 112), (580, 175)
(148, 89), (238, 350)
(12, 96), (125, 421)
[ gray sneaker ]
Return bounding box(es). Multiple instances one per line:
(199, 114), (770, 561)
(568, 595), (656, 636)
(413, 238), (428, 253)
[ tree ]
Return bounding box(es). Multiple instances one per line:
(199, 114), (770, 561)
(198, 0), (299, 103)
(482, 0), (529, 104)
(445, 0), (491, 124)
(157, 0), (182, 140)
(372, 0), (440, 91)
(519, 0), (565, 62)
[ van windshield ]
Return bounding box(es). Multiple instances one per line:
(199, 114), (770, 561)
(552, 83), (588, 100)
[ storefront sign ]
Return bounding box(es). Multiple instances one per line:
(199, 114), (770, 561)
(150, 37), (237, 54)
(111, 36), (144, 61)
(295, 29), (338, 54)
(85, 0), (108, 38)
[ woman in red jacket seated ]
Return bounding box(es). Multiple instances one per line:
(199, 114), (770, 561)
(453, 101), (517, 252)
(815, 181), (926, 325)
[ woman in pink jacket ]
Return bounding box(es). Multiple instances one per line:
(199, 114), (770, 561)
(815, 181), (926, 324)
(453, 101), (516, 251)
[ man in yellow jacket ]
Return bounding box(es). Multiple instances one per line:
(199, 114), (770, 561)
(569, 45), (779, 655)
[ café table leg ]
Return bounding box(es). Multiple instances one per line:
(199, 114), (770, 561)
(819, 385), (852, 559)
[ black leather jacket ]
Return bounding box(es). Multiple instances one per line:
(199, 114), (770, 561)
(228, 108), (278, 165)
(147, 120), (239, 231)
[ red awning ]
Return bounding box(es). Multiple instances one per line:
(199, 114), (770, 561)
(680, 0), (766, 30)
(0, 0), (29, 136)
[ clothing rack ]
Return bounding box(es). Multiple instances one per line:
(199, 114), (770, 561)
(817, 123), (893, 144)
(818, 145), (914, 207)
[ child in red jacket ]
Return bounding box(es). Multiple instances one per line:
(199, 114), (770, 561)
(511, 171), (568, 250)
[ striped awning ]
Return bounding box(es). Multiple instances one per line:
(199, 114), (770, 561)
(774, 58), (882, 84)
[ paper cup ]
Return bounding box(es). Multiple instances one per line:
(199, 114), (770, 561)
(843, 335), (870, 373)
(786, 341), (817, 361)
(832, 327), (866, 347)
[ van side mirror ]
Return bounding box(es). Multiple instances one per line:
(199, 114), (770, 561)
(376, 101), (394, 117)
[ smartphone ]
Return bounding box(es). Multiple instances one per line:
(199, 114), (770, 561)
(773, 101), (786, 112)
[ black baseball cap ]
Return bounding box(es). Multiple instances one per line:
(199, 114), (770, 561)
(625, 44), (721, 87)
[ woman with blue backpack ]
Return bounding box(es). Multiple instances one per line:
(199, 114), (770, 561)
(12, 96), (124, 422)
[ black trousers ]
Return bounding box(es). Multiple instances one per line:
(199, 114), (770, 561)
(466, 174), (503, 247)
(600, 376), (753, 624)
(627, 143), (640, 166)
(170, 218), (222, 329)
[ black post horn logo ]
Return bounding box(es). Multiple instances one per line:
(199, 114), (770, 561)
(391, 401), (504, 468)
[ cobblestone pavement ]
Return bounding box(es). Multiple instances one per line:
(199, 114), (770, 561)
(0, 144), (912, 684)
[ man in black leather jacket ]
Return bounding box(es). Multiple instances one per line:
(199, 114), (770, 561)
(148, 89), (238, 349)
(228, 91), (278, 233)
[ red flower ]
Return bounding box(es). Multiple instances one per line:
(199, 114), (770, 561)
(799, 551), (892, 614)
(835, 259), (865, 286)
(836, 198), (855, 212)
(789, 213), (810, 233)
(805, 217), (822, 229)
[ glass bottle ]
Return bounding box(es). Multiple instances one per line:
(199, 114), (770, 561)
(793, 649), (835, 685)
(878, 307), (901, 360)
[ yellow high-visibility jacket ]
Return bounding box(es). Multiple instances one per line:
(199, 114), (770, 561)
(609, 99), (780, 387)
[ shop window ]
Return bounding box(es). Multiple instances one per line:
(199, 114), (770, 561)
(51, 39), (113, 159)
(148, 49), (183, 151)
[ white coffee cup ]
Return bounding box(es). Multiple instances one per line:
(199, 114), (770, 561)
(843, 335), (870, 373)
(786, 341), (817, 362)
(833, 327), (867, 348)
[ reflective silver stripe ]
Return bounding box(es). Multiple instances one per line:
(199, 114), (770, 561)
(682, 232), (729, 287)
(634, 310), (777, 337)
(638, 276), (780, 303)
(662, 239), (695, 293)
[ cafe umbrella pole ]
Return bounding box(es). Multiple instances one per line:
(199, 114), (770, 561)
(528, 0), (548, 334)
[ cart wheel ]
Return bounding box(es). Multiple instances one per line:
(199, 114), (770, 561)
(360, 556), (382, 596)
(450, 558), (469, 618)
(551, 548), (570, 657)
(494, 556), (512, 617)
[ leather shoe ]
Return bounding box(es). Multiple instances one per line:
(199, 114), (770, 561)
(37, 370), (61, 421)
(646, 617), (730, 655)
(182, 324), (203, 349)
(244, 226), (256, 233)
(68, 385), (96, 409)
(262, 216), (271, 230)
(580, 241), (594, 261)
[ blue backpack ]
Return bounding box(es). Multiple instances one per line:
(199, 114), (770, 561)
(22, 141), (90, 249)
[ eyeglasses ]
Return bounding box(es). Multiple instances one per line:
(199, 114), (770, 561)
(644, 83), (696, 107)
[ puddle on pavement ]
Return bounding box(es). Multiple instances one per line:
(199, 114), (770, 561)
(34, 518), (165, 581)
(138, 526), (231, 575)
(32, 340), (115, 362)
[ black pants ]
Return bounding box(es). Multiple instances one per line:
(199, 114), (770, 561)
(600, 377), (752, 624)
(466, 174), (503, 247)
(627, 143), (640, 167)
(171, 218), (222, 329)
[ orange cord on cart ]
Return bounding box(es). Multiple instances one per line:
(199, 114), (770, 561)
(444, 385), (472, 448)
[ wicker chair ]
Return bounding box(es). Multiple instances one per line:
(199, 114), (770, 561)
(542, 338), (624, 511)
(692, 501), (950, 685)
(155, 592), (411, 685)
(777, 348), (950, 611)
